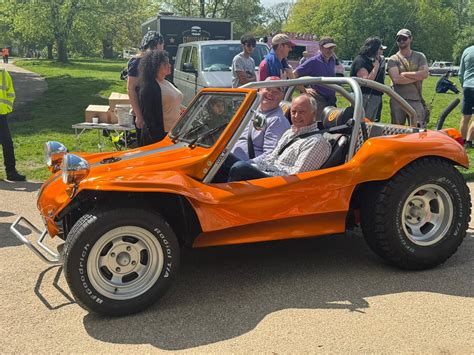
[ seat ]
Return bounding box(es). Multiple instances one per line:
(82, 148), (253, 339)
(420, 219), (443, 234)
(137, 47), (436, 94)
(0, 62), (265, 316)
(319, 106), (354, 168)
(279, 100), (292, 124)
(320, 134), (349, 169)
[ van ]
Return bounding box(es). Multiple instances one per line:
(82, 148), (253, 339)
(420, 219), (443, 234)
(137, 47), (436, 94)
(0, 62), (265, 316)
(174, 40), (269, 106)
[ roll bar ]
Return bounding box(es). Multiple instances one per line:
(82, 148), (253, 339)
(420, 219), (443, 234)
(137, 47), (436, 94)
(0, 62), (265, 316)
(242, 76), (417, 161)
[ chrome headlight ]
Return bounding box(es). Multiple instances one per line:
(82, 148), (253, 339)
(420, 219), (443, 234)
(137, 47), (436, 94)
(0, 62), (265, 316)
(61, 154), (90, 185)
(44, 141), (68, 171)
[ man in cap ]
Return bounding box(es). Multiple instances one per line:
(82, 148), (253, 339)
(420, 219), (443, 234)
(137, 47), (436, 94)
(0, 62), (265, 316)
(212, 76), (291, 182)
(258, 33), (296, 81)
(350, 37), (387, 121)
(127, 31), (164, 143)
(387, 29), (429, 126)
(293, 37), (338, 120)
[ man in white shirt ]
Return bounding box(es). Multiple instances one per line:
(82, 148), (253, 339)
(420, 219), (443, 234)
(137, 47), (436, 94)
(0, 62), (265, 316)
(228, 94), (331, 181)
(232, 35), (257, 88)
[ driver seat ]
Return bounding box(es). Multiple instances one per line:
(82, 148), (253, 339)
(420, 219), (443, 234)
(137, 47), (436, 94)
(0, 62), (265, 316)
(320, 106), (353, 169)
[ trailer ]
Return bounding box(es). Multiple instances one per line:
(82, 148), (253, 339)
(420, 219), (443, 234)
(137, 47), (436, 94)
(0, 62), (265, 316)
(141, 14), (233, 68)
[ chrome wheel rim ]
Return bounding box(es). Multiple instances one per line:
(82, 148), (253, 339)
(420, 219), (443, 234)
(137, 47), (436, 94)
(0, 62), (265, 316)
(87, 226), (164, 300)
(401, 184), (453, 246)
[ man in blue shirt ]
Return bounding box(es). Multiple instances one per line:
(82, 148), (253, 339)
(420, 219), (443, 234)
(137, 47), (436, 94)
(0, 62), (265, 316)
(293, 37), (337, 120)
(212, 76), (290, 182)
(458, 45), (474, 148)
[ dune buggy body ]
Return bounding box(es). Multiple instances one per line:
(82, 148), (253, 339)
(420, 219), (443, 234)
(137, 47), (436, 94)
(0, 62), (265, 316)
(11, 77), (470, 316)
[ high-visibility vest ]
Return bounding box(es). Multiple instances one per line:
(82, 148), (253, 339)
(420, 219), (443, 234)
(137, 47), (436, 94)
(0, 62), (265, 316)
(0, 67), (15, 115)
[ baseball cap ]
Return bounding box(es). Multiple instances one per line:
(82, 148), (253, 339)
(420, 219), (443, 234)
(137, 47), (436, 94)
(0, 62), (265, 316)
(272, 33), (295, 47)
(264, 76), (284, 92)
(319, 37), (337, 49)
(396, 29), (412, 38)
(140, 31), (164, 50)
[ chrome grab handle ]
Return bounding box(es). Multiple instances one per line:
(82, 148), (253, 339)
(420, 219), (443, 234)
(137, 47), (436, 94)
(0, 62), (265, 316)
(10, 216), (62, 265)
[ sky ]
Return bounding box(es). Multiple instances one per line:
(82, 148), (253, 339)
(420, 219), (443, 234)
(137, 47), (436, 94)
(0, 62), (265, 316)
(261, 0), (284, 7)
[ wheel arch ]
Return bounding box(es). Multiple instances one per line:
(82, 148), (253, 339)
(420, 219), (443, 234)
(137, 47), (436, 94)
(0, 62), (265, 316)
(348, 155), (464, 210)
(56, 190), (202, 247)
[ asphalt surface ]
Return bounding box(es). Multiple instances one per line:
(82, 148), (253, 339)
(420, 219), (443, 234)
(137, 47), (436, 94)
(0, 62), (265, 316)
(0, 61), (473, 353)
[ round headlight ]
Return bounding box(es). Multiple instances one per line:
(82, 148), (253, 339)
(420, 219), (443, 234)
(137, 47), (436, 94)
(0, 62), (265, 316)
(61, 154), (90, 185)
(44, 141), (68, 168)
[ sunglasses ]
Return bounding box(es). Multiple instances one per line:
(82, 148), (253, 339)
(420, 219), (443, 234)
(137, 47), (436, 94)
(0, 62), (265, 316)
(397, 36), (409, 42)
(245, 43), (256, 48)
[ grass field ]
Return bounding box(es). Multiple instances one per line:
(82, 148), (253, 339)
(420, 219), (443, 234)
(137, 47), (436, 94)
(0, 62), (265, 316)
(2, 58), (473, 181)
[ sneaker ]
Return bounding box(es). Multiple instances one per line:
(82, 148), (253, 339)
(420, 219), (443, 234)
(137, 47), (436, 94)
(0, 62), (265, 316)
(464, 141), (473, 149)
(6, 171), (26, 181)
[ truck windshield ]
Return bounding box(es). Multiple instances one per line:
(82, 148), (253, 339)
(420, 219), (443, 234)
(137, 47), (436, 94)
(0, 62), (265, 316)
(201, 44), (268, 72)
(170, 92), (246, 148)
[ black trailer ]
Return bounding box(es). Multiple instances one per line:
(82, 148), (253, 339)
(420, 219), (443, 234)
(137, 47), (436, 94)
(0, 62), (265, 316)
(141, 14), (233, 66)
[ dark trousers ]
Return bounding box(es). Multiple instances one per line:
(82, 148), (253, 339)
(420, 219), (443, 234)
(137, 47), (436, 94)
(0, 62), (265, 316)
(228, 161), (269, 182)
(0, 114), (17, 173)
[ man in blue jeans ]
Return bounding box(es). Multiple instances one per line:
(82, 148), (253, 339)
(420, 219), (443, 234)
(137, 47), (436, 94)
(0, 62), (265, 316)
(228, 94), (331, 181)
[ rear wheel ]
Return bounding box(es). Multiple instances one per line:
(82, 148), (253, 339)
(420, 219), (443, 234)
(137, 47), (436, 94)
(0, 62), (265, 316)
(361, 158), (470, 270)
(64, 208), (179, 316)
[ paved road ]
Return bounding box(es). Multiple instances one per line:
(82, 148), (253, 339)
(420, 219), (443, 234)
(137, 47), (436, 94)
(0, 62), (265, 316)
(0, 180), (473, 353)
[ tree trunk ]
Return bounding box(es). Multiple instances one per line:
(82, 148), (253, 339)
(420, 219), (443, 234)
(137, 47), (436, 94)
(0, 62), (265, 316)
(102, 39), (114, 59)
(47, 44), (53, 59)
(57, 39), (68, 63)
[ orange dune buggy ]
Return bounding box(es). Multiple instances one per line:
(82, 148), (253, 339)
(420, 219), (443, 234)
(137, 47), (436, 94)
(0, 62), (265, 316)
(11, 77), (471, 316)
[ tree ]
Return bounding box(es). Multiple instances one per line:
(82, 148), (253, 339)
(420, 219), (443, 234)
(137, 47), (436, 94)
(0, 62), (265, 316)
(262, 1), (293, 34)
(285, 0), (458, 61)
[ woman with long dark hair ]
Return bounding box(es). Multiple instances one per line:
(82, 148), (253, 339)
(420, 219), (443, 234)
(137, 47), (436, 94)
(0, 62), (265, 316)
(137, 50), (183, 145)
(350, 37), (386, 121)
(127, 31), (164, 140)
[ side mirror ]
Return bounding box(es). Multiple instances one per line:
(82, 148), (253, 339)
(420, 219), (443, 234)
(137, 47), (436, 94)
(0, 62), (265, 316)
(183, 63), (197, 74)
(252, 111), (267, 131)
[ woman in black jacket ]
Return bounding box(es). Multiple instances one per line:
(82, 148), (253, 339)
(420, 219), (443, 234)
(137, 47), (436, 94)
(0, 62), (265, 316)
(137, 50), (183, 145)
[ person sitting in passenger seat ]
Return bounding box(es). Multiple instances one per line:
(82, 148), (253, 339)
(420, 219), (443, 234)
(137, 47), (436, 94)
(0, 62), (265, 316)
(228, 94), (331, 181)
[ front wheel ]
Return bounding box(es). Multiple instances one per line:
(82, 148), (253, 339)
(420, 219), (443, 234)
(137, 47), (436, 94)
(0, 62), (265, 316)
(64, 208), (179, 316)
(361, 158), (471, 270)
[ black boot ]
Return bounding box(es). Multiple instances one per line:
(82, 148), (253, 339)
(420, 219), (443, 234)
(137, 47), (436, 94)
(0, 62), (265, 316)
(6, 171), (26, 181)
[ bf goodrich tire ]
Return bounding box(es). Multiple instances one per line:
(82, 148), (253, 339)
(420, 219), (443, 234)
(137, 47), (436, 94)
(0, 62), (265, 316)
(63, 208), (180, 316)
(361, 158), (471, 270)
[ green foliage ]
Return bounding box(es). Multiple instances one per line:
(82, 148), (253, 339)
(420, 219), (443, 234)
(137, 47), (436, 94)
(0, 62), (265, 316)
(286, 0), (470, 62)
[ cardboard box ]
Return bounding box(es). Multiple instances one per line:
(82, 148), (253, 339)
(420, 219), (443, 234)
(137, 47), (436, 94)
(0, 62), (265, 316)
(108, 92), (130, 111)
(85, 105), (111, 123)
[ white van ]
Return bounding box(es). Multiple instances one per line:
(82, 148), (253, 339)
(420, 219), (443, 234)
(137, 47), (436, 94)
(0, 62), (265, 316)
(174, 40), (269, 106)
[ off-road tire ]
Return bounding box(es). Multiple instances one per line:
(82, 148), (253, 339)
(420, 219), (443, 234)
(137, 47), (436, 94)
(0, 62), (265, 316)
(361, 158), (470, 270)
(63, 208), (179, 316)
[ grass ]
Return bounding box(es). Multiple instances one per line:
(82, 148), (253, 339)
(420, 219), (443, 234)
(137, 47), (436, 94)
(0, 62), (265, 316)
(3, 58), (128, 181)
(2, 58), (472, 181)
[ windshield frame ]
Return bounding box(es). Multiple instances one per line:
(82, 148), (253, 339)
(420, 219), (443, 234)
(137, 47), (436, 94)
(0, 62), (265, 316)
(200, 43), (269, 72)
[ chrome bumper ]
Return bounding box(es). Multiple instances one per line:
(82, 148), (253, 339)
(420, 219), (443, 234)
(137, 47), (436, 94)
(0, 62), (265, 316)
(10, 216), (62, 265)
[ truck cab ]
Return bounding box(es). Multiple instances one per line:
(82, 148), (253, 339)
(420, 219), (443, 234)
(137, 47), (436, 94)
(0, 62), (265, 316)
(174, 40), (269, 106)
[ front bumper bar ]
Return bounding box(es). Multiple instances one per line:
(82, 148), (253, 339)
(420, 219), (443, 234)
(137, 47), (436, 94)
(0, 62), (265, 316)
(10, 216), (62, 265)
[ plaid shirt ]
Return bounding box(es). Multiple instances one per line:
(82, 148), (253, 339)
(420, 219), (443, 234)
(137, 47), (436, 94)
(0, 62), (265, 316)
(253, 122), (331, 176)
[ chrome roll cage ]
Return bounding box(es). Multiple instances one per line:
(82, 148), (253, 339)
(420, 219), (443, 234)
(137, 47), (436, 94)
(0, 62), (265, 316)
(203, 76), (416, 183)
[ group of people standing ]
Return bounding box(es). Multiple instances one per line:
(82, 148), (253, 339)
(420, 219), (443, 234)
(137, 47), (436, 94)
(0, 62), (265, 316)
(126, 28), (472, 150)
(232, 29), (432, 128)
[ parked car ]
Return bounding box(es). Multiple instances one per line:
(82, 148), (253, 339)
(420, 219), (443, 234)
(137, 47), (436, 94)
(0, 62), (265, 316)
(341, 60), (353, 72)
(12, 77), (471, 316)
(429, 61), (459, 76)
(174, 40), (269, 106)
